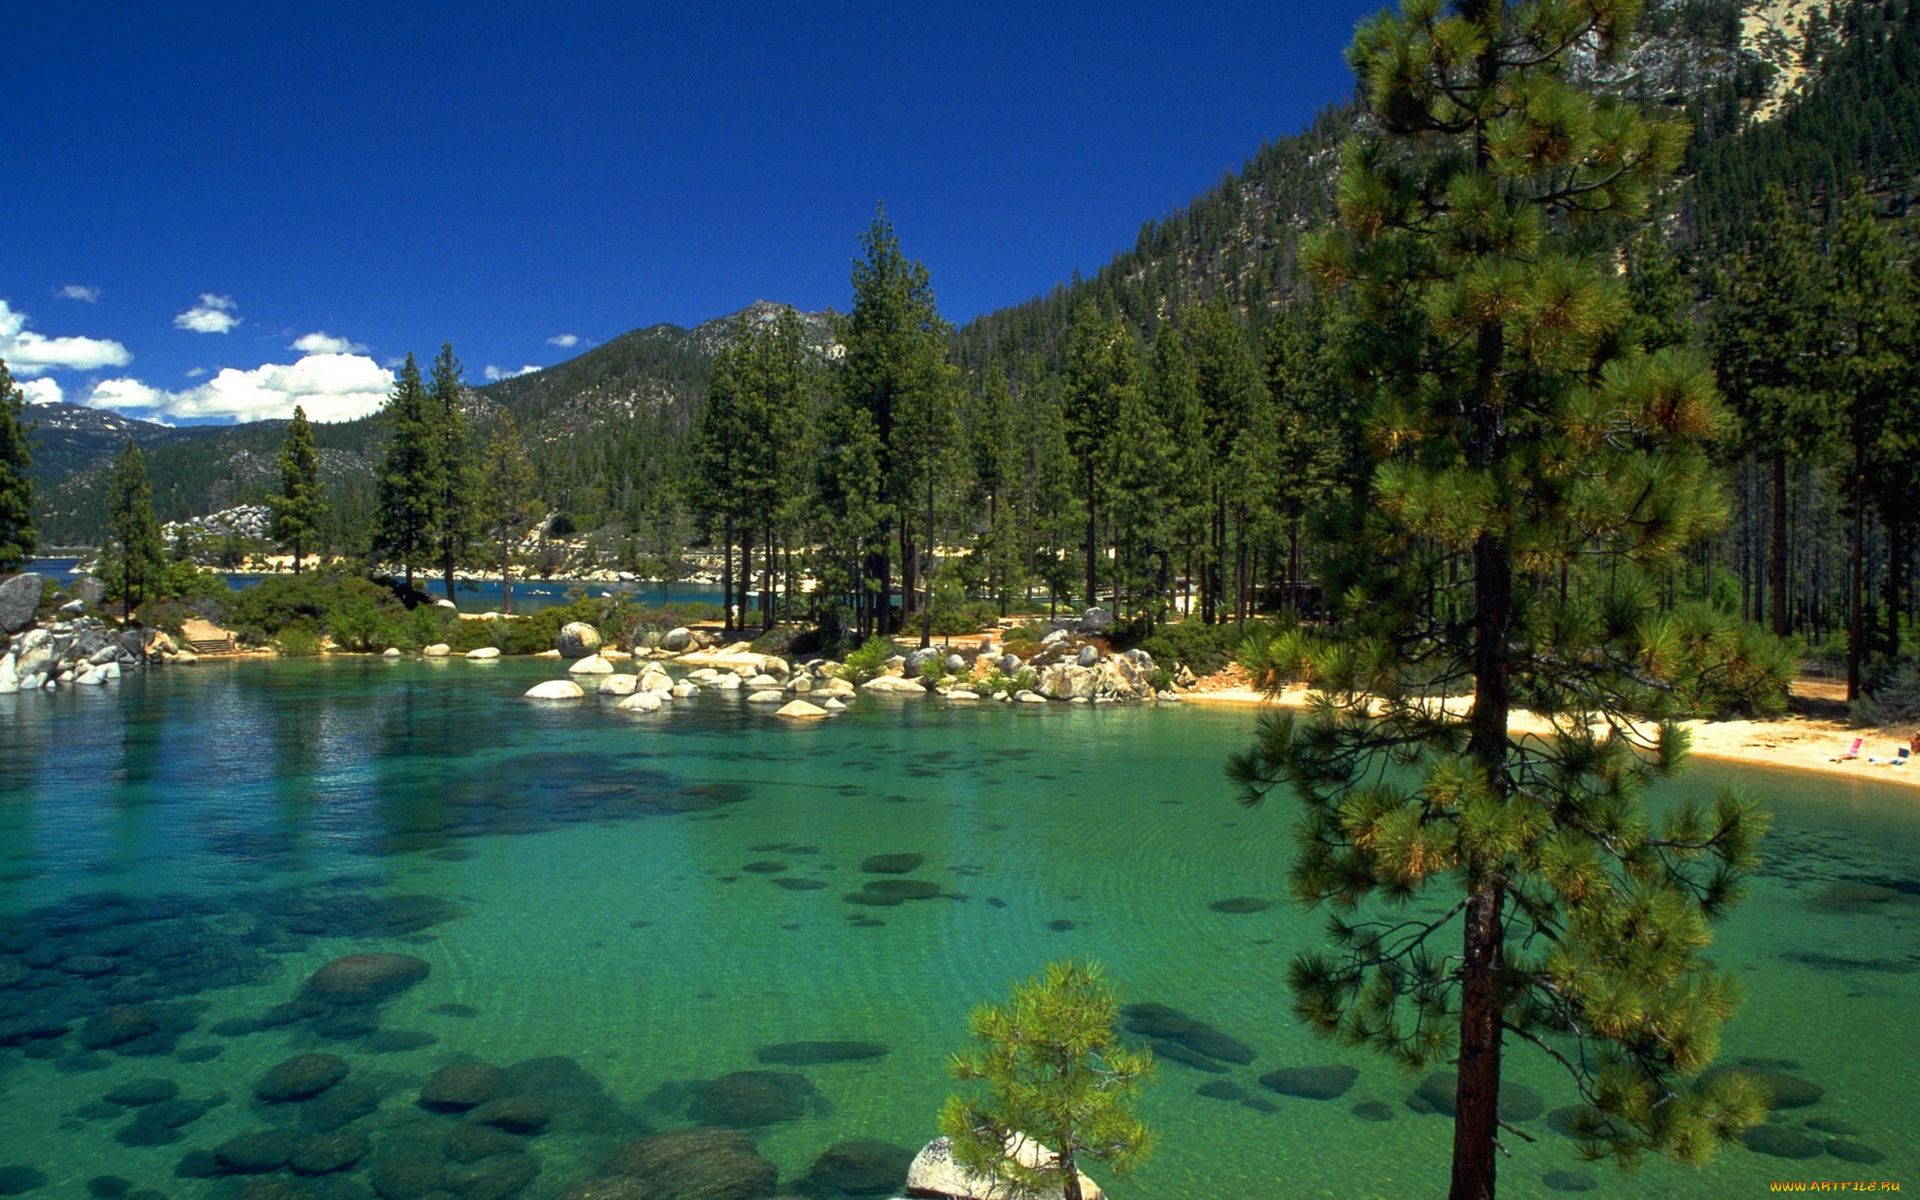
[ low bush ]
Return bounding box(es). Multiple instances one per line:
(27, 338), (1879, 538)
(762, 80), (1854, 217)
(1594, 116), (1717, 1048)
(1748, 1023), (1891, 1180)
(276, 622), (322, 657)
(839, 635), (897, 683)
(1133, 618), (1257, 678)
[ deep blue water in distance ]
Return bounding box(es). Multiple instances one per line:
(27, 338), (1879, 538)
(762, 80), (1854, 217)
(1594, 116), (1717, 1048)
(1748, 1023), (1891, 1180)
(0, 658), (1915, 1199)
(26, 558), (729, 615)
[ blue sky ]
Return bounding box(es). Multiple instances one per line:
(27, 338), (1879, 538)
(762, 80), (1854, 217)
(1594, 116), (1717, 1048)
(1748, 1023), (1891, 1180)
(2, 2), (1382, 425)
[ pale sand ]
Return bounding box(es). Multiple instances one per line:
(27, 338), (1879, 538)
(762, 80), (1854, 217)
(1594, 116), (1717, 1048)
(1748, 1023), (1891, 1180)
(1179, 681), (1920, 787)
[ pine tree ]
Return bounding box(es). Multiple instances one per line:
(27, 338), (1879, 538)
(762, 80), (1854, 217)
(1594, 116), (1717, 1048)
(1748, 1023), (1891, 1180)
(1184, 298), (1266, 623)
(479, 412), (538, 615)
(1230, 4), (1769, 1197)
(1709, 185), (1826, 638)
(1064, 309), (1137, 610)
(269, 405), (327, 575)
(939, 961), (1154, 1200)
(105, 440), (164, 619)
(841, 206), (952, 636)
(692, 329), (754, 631)
(0, 359), (36, 574)
(373, 353), (441, 593)
(428, 343), (476, 604)
(1825, 182), (1917, 694)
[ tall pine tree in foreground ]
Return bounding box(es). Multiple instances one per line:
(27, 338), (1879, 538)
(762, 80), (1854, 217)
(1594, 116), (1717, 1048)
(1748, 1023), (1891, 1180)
(428, 343), (476, 603)
(1229, 3), (1768, 1197)
(373, 354), (440, 593)
(269, 405), (327, 575)
(105, 440), (164, 618)
(479, 411), (538, 615)
(0, 360), (35, 574)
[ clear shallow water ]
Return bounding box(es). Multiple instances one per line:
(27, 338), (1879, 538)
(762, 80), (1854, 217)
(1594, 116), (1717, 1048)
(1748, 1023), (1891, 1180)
(0, 660), (1914, 1199)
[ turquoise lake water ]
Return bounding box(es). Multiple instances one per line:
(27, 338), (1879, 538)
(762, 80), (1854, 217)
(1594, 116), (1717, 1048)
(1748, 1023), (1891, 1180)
(0, 659), (1914, 1199)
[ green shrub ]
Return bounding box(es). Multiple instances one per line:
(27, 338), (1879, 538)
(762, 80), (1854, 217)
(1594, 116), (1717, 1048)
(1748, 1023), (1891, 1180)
(918, 655), (948, 685)
(221, 570), (406, 646)
(1855, 658), (1920, 725)
(981, 665), (1037, 694)
(1134, 619), (1255, 678)
(276, 622), (322, 657)
(839, 635), (897, 683)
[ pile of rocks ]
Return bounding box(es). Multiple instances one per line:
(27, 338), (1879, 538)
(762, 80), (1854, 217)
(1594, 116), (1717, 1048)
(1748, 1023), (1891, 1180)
(0, 573), (182, 694)
(519, 607), (1189, 714)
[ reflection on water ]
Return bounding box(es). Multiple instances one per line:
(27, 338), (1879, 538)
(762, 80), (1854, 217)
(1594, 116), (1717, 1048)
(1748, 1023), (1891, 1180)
(0, 659), (1914, 1199)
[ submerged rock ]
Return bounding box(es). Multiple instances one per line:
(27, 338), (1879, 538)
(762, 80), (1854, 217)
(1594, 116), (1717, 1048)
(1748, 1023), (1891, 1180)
(684, 1070), (824, 1128)
(104, 1078), (179, 1107)
(419, 1062), (507, 1112)
(301, 953), (430, 1005)
(80, 1005), (159, 1050)
(1208, 897), (1271, 914)
(1259, 1065), (1359, 1100)
(861, 853), (924, 874)
(1121, 1003), (1255, 1066)
(1743, 1124), (1825, 1159)
(600, 1127), (778, 1200)
(802, 1138), (915, 1197)
(256, 1053), (349, 1102)
(753, 1040), (889, 1065)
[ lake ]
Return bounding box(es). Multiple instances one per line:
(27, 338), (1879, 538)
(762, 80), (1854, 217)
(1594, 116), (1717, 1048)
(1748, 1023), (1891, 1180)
(25, 559), (731, 616)
(0, 659), (1912, 1199)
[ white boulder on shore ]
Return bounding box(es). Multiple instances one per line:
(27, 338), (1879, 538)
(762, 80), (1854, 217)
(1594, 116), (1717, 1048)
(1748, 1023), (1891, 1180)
(466, 647), (500, 660)
(568, 654), (615, 676)
(556, 621), (601, 659)
(422, 643), (451, 657)
(861, 674), (926, 694)
(525, 680), (584, 701)
(906, 1135), (1102, 1200)
(598, 673), (639, 696)
(774, 699), (829, 719)
(616, 691), (664, 713)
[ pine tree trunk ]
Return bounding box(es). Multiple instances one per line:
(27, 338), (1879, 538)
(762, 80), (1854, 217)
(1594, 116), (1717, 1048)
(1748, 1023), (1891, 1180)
(502, 534), (513, 616)
(1770, 452), (1789, 636)
(1849, 453), (1865, 701)
(444, 552), (457, 605)
(1885, 514), (1902, 659)
(1084, 462), (1099, 612)
(722, 518), (735, 633)
(921, 465), (936, 649)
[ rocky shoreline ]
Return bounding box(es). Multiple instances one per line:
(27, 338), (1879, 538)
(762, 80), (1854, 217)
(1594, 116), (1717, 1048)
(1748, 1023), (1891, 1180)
(0, 572), (202, 695)
(516, 607), (1182, 717)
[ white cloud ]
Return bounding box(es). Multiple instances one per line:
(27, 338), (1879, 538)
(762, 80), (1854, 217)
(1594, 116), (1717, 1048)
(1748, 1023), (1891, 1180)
(0, 298), (132, 376)
(184, 367), (208, 378)
(57, 285), (100, 303)
(85, 352), (395, 424)
(19, 377), (63, 406)
(290, 331), (366, 355)
(484, 364), (540, 381)
(174, 293), (240, 333)
(546, 333), (579, 348)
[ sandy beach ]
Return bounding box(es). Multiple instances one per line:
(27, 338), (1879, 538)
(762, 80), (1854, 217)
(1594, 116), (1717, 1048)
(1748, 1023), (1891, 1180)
(1179, 676), (1920, 787)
